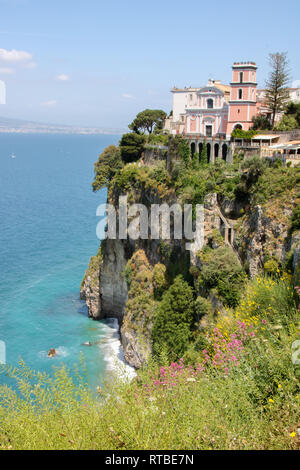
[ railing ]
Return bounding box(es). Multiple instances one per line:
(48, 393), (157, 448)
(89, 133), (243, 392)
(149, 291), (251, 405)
(234, 141), (260, 148)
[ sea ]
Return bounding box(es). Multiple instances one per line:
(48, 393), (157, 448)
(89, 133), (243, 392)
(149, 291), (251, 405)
(0, 133), (135, 391)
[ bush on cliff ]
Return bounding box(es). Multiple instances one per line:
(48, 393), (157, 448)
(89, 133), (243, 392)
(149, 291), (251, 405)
(128, 109), (167, 135)
(152, 275), (195, 361)
(0, 272), (298, 450)
(196, 246), (246, 308)
(291, 203), (300, 232)
(92, 145), (123, 191)
(119, 132), (146, 163)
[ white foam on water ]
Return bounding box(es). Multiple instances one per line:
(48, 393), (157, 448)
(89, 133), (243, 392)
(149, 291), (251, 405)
(38, 346), (70, 359)
(99, 318), (136, 381)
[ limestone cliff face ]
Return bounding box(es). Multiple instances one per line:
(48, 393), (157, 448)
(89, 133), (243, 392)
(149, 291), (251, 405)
(80, 184), (188, 367)
(80, 240), (128, 321)
(81, 180), (298, 367)
(80, 251), (102, 319)
(235, 200), (296, 277)
(98, 239), (128, 320)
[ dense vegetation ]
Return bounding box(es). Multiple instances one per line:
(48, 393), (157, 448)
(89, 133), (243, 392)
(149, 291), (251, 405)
(1, 106), (299, 450)
(0, 273), (299, 450)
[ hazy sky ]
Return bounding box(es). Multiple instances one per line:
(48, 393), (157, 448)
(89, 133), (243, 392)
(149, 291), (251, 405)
(0, 0), (299, 128)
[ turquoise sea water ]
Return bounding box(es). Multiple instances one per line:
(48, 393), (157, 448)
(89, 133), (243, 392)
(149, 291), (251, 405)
(0, 133), (124, 390)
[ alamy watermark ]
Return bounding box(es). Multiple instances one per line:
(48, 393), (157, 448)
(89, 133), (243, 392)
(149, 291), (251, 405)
(96, 196), (204, 253)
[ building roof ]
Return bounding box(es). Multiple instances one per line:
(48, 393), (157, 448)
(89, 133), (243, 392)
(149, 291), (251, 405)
(252, 134), (280, 140)
(171, 87), (200, 92)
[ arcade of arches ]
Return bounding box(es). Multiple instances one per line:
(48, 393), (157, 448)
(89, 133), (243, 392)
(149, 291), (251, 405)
(190, 140), (229, 163)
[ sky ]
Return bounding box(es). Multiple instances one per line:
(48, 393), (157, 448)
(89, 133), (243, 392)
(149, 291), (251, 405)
(0, 0), (299, 129)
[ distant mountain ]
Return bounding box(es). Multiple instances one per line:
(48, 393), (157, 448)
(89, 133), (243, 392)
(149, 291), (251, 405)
(0, 116), (125, 135)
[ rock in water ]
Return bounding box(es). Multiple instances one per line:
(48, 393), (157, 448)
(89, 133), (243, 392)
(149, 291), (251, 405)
(47, 348), (57, 358)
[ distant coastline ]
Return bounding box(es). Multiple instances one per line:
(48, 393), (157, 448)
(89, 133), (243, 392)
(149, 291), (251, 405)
(0, 116), (125, 135)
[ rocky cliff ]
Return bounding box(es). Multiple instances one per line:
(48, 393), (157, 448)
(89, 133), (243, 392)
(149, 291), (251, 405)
(81, 156), (300, 368)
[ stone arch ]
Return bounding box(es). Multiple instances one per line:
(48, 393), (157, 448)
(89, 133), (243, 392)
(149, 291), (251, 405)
(207, 143), (211, 163)
(214, 143), (219, 158)
(198, 142), (203, 156)
(191, 142), (196, 157)
(222, 143), (228, 161)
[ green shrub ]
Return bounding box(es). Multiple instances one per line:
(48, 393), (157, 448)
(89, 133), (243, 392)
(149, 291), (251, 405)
(291, 203), (300, 232)
(232, 128), (257, 139)
(152, 275), (195, 361)
(119, 132), (146, 163)
(194, 296), (213, 321)
(92, 145), (123, 192)
(264, 258), (279, 274)
(197, 246), (246, 307)
(152, 263), (168, 299)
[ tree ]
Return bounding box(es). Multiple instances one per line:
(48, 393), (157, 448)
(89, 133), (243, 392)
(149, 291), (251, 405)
(200, 142), (207, 165)
(274, 114), (298, 131)
(92, 145), (123, 192)
(240, 155), (267, 188)
(152, 275), (195, 361)
(128, 109), (167, 134)
(196, 246), (245, 308)
(251, 114), (272, 131)
(264, 52), (290, 128)
(285, 101), (300, 127)
(119, 132), (146, 163)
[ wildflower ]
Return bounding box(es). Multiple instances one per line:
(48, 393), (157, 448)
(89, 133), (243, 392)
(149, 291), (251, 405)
(268, 398), (274, 403)
(148, 396), (157, 402)
(278, 384), (282, 389)
(186, 378), (196, 383)
(290, 432), (296, 438)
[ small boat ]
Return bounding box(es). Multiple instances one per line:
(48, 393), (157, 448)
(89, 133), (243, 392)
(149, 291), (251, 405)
(11, 153), (16, 159)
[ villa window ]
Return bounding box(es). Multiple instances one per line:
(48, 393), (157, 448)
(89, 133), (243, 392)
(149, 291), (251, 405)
(206, 125), (212, 137)
(207, 98), (213, 109)
(238, 89), (243, 100)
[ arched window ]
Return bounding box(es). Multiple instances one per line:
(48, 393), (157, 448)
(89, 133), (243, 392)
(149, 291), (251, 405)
(207, 98), (213, 109)
(238, 89), (243, 100)
(222, 144), (228, 161)
(239, 72), (243, 83)
(207, 143), (211, 163)
(214, 143), (219, 158)
(234, 124), (243, 130)
(191, 142), (196, 157)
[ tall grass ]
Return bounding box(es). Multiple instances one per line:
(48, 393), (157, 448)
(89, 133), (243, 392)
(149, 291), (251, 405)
(0, 274), (299, 450)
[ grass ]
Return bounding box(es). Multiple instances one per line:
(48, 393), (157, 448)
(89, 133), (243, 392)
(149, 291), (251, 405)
(0, 273), (299, 450)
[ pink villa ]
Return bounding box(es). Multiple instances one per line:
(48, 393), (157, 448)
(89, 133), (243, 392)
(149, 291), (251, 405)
(164, 61), (259, 162)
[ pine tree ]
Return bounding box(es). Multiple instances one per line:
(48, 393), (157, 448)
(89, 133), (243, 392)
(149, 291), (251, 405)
(264, 52), (290, 128)
(152, 275), (195, 361)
